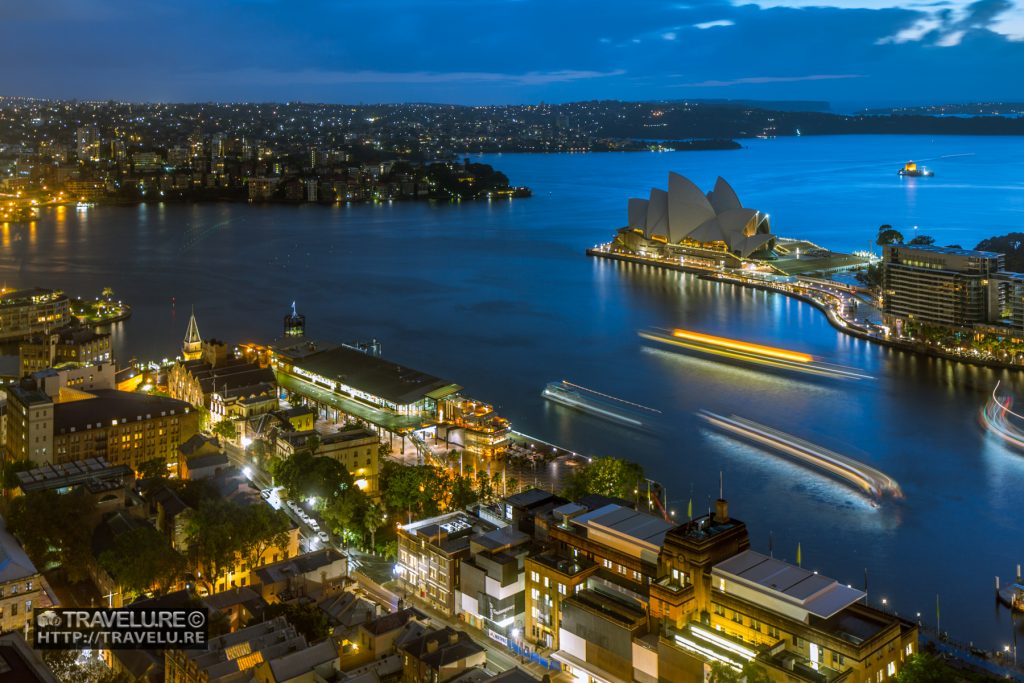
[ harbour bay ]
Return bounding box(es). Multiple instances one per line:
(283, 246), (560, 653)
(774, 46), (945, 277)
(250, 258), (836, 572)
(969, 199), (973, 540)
(4, 134), (1024, 649)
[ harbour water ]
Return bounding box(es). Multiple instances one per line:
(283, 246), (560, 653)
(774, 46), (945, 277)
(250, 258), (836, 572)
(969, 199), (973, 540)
(4, 135), (1024, 648)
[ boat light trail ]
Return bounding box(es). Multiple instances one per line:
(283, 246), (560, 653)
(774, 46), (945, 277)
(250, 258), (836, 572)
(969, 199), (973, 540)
(671, 329), (813, 363)
(699, 410), (903, 500)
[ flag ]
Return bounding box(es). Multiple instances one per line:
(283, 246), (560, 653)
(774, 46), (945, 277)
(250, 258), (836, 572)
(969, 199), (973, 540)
(797, 542), (802, 567)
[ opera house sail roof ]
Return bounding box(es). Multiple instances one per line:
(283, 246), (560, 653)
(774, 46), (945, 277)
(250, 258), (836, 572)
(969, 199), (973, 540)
(626, 173), (774, 258)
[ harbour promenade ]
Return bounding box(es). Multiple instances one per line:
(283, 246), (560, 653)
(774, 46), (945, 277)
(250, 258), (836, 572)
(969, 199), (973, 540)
(588, 244), (1024, 372)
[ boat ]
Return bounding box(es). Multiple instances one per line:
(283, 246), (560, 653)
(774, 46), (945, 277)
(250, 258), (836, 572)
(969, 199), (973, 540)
(898, 161), (934, 177)
(639, 328), (871, 380)
(541, 380), (660, 430)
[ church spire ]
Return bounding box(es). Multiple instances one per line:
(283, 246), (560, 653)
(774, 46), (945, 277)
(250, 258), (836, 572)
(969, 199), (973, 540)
(183, 307), (202, 360)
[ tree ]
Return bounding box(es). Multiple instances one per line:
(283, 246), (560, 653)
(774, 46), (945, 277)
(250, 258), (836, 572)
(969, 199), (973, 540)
(7, 490), (94, 582)
(212, 419), (237, 441)
(708, 662), (770, 683)
(876, 224), (904, 246)
(236, 504), (291, 569)
(271, 450), (353, 504)
(101, 286), (114, 300)
(907, 234), (935, 246)
(976, 232), (1024, 271)
(136, 457), (170, 480)
(1, 458), (35, 490)
(322, 487), (370, 547)
(264, 601), (331, 642)
(363, 501), (385, 551)
(99, 525), (186, 599)
(855, 262), (883, 289)
(561, 456), (644, 501)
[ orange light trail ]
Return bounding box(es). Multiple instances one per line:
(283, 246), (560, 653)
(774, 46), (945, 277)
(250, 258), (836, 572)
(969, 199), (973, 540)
(670, 329), (813, 363)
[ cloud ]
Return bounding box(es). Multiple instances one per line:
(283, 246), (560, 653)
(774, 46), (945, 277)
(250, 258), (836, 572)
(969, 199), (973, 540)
(198, 68), (628, 87)
(741, 0), (1024, 43)
(662, 31), (679, 40)
(694, 19), (736, 27)
(674, 73), (866, 86)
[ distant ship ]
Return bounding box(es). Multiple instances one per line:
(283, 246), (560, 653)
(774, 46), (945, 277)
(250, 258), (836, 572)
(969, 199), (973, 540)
(542, 380), (660, 431)
(898, 161), (934, 177)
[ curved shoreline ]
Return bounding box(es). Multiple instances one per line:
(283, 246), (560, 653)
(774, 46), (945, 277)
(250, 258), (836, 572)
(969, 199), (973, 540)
(587, 247), (1024, 373)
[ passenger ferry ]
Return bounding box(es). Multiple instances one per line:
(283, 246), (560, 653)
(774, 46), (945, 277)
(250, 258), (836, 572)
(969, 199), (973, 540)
(542, 380), (660, 431)
(897, 161), (934, 177)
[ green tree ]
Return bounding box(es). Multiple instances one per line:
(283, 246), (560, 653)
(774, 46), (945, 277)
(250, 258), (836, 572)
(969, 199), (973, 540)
(907, 234), (935, 246)
(1, 458), (35, 490)
(976, 232), (1024, 271)
(184, 499), (241, 594)
(212, 419), (237, 440)
(7, 490), (93, 582)
(708, 661), (770, 683)
(856, 262), (884, 289)
(895, 653), (964, 682)
(363, 501), (385, 551)
(322, 487), (370, 547)
(876, 224), (905, 246)
(101, 287), (114, 300)
(136, 457), (170, 480)
(264, 601), (331, 642)
(99, 525), (186, 599)
(271, 450), (353, 504)
(561, 456), (644, 501)
(236, 504), (291, 569)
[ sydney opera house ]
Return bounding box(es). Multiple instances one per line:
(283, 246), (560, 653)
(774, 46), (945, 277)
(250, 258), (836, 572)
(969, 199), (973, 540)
(621, 173), (775, 261)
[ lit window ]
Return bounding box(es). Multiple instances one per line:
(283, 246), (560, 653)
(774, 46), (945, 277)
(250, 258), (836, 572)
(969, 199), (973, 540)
(887, 662), (896, 677)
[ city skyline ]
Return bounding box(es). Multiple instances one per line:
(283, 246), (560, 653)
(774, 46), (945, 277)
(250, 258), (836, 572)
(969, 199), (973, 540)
(1, 0), (1022, 108)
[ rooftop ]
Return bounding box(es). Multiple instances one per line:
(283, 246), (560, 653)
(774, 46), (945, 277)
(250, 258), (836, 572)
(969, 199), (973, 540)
(713, 550), (865, 620)
(281, 343), (460, 405)
(0, 515), (42, 585)
(571, 503), (676, 552)
(889, 243), (1002, 259)
(54, 389), (192, 434)
(15, 457), (133, 494)
(399, 626), (485, 669)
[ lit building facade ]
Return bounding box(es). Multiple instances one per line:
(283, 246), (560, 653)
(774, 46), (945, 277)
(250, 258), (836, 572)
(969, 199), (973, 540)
(883, 244), (1004, 330)
(0, 289), (72, 342)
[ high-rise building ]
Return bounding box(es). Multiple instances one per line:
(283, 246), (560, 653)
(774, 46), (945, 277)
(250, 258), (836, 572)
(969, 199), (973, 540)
(0, 289), (72, 342)
(882, 244), (1003, 330)
(75, 125), (100, 162)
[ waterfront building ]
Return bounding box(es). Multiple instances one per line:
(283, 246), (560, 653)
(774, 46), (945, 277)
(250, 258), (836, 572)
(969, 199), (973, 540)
(396, 511), (499, 617)
(882, 244), (1004, 331)
(0, 288), (72, 343)
(18, 325), (112, 377)
(271, 337), (461, 441)
(623, 173), (775, 259)
(0, 515), (56, 636)
(652, 500), (918, 682)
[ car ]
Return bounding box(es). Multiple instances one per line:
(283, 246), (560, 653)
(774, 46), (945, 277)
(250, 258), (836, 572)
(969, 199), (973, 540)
(308, 519), (320, 530)
(317, 531), (330, 544)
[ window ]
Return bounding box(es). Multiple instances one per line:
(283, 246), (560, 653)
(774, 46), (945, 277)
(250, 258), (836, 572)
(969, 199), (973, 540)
(793, 636), (804, 648)
(905, 644), (913, 657)
(24, 600), (31, 612)
(543, 577), (549, 588)
(603, 559), (612, 569)
(10, 603), (16, 617)
(558, 583), (566, 595)
(530, 571), (539, 583)
(768, 625), (781, 639)
(713, 603), (725, 617)
(749, 618), (761, 632)
(887, 662), (896, 677)
(531, 588), (540, 601)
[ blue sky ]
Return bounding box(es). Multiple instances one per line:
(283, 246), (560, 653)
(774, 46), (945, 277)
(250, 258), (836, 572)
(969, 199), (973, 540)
(1, 0), (1021, 107)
